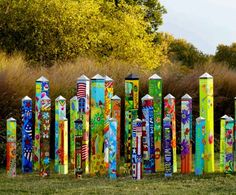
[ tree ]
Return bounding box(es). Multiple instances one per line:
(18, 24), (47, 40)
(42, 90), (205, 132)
(214, 43), (236, 68)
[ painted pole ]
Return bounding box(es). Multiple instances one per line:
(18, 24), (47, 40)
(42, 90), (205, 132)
(104, 76), (114, 171)
(59, 118), (68, 174)
(181, 94), (192, 174)
(90, 74), (105, 175)
(234, 97), (236, 172)
(77, 75), (90, 174)
(195, 117), (205, 176)
(163, 117), (172, 177)
(6, 117), (17, 177)
(40, 95), (51, 177)
(141, 94), (155, 173)
(111, 95), (121, 166)
(148, 74), (162, 172)
(142, 119), (149, 162)
(74, 119), (83, 176)
(34, 76), (49, 171)
(55, 95), (66, 173)
(220, 115), (228, 172)
(22, 96), (33, 173)
(70, 96), (79, 169)
(108, 118), (117, 179)
(164, 94), (177, 173)
(199, 73), (214, 173)
(224, 117), (234, 174)
(125, 74), (139, 168)
(132, 118), (142, 180)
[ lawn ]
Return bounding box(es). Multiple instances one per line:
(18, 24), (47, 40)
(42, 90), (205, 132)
(0, 169), (234, 194)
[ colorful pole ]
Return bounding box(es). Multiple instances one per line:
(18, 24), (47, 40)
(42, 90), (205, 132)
(142, 119), (149, 162)
(111, 95), (121, 166)
(164, 94), (177, 173)
(40, 95), (51, 177)
(22, 96), (33, 173)
(141, 94), (155, 173)
(199, 72), (214, 173)
(104, 76), (114, 171)
(55, 95), (66, 173)
(234, 97), (236, 172)
(163, 117), (172, 177)
(125, 74), (139, 168)
(70, 96), (79, 168)
(77, 75), (90, 174)
(34, 76), (49, 171)
(132, 118), (143, 180)
(181, 94), (192, 174)
(108, 118), (117, 179)
(224, 117), (234, 174)
(74, 119), (83, 176)
(59, 118), (68, 174)
(6, 117), (17, 177)
(90, 74), (105, 175)
(148, 74), (162, 172)
(220, 115), (228, 172)
(195, 117), (205, 176)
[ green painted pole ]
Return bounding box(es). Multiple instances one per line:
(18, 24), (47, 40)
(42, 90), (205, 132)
(220, 115), (228, 172)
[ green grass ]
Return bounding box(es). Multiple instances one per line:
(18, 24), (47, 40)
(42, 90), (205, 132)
(0, 169), (235, 194)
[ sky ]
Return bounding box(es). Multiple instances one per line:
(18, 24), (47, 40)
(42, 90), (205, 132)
(159, 0), (236, 54)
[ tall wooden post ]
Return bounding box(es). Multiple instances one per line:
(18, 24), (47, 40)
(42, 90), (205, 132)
(90, 74), (105, 175)
(111, 95), (121, 167)
(6, 117), (17, 177)
(164, 94), (177, 173)
(34, 76), (49, 171)
(199, 73), (214, 173)
(220, 115), (228, 172)
(181, 94), (192, 174)
(40, 95), (51, 177)
(195, 117), (205, 176)
(125, 74), (139, 168)
(163, 117), (172, 177)
(148, 74), (162, 172)
(104, 76), (114, 170)
(55, 95), (66, 173)
(77, 75), (90, 174)
(142, 94), (155, 173)
(22, 96), (33, 173)
(224, 117), (234, 174)
(108, 118), (117, 179)
(70, 96), (78, 168)
(74, 119), (83, 176)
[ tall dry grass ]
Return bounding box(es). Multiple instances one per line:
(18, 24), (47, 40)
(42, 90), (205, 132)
(0, 52), (236, 165)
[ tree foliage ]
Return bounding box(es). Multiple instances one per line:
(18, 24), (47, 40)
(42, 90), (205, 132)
(168, 38), (209, 67)
(214, 43), (236, 68)
(0, 0), (167, 68)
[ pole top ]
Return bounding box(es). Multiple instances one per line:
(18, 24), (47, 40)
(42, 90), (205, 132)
(22, 96), (32, 101)
(104, 75), (113, 82)
(181, 94), (192, 99)
(149, 74), (162, 80)
(133, 118), (142, 123)
(196, 116), (205, 122)
(164, 93), (175, 99)
(111, 95), (121, 100)
(36, 76), (49, 82)
(109, 117), (117, 122)
(221, 115), (228, 119)
(7, 117), (16, 122)
(56, 95), (66, 101)
(141, 94), (153, 101)
(74, 119), (83, 124)
(92, 74), (104, 80)
(125, 74), (139, 80)
(226, 116), (234, 122)
(77, 74), (89, 81)
(70, 96), (77, 101)
(62, 117), (68, 121)
(163, 116), (171, 122)
(199, 72), (213, 79)
(41, 95), (50, 100)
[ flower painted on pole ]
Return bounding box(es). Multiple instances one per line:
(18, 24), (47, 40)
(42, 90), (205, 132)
(208, 134), (213, 144)
(181, 139), (189, 157)
(181, 109), (190, 125)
